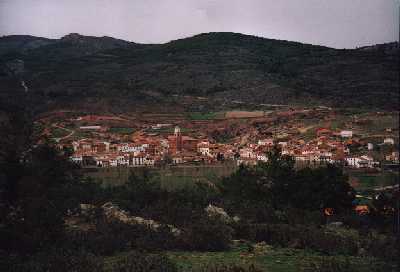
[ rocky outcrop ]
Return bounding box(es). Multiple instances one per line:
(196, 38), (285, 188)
(60, 33), (133, 53)
(101, 202), (181, 236)
(204, 204), (240, 223)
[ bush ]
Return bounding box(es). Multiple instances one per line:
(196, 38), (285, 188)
(182, 215), (233, 251)
(66, 229), (130, 255)
(66, 219), (180, 255)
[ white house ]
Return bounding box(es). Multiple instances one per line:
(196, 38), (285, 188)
(340, 130), (353, 138)
(118, 143), (146, 153)
(70, 155), (83, 164)
(318, 155), (334, 164)
(151, 123), (172, 130)
(79, 126), (101, 130)
(199, 146), (210, 156)
(258, 138), (274, 146)
(144, 157), (155, 166)
(383, 138), (395, 145)
(278, 141), (288, 147)
(294, 155), (309, 162)
(72, 141), (80, 152)
(172, 156), (183, 164)
(240, 148), (256, 159)
(236, 158), (257, 166)
(130, 156), (146, 166)
(116, 155), (129, 166)
(94, 155), (109, 167)
(109, 158), (118, 167)
(198, 141), (211, 156)
(256, 153), (268, 162)
(345, 155), (376, 168)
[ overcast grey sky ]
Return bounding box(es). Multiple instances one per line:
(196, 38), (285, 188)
(0, 0), (398, 48)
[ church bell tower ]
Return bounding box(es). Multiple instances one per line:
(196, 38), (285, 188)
(174, 126), (182, 152)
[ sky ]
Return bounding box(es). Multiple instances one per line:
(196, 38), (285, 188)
(0, 0), (398, 49)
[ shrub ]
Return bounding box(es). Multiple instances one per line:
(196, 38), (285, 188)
(182, 215), (233, 251)
(66, 219), (180, 255)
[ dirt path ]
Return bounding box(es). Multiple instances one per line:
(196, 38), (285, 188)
(53, 125), (75, 142)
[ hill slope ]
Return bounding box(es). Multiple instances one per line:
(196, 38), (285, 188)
(0, 32), (398, 112)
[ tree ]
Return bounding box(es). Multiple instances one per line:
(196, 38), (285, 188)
(369, 190), (398, 231)
(221, 146), (295, 209)
(1, 143), (82, 253)
(183, 215), (233, 251)
(220, 146), (355, 222)
(291, 165), (355, 213)
(256, 145), (296, 208)
(113, 170), (161, 213)
(0, 86), (82, 253)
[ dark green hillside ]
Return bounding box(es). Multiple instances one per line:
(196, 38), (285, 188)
(0, 35), (54, 56)
(0, 32), (398, 112)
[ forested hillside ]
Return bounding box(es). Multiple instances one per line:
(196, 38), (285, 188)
(0, 32), (398, 113)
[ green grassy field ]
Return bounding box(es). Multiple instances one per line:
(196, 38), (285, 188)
(168, 245), (300, 272)
(82, 163), (237, 189)
(104, 243), (382, 272)
(187, 112), (222, 120)
(50, 127), (70, 138)
(146, 127), (193, 134)
(109, 127), (135, 134)
(168, 245), (385, 272)
(349, 171), (398, 191)
(73, 130), (94, 139)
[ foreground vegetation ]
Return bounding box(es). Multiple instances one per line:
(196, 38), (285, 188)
(0, 92), (398, 271)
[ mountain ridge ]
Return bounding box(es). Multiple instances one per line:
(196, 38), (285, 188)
(3, 31), (398, 49)
(0, 32), (398, 113)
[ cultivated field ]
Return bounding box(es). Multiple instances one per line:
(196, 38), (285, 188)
(225, 111), (265, 119)
(82, 162), (238, 190)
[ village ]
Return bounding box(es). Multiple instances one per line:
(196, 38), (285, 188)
(36, 107), (399, 173)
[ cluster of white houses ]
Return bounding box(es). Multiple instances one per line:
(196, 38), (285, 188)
(67, 127), (397, 169)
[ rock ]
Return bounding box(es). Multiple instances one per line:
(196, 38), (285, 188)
(205, 204), (236, 223)
(101, 202), (181, 236)
(80, 203), (96, 210)
(232, 216), (241, 222)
